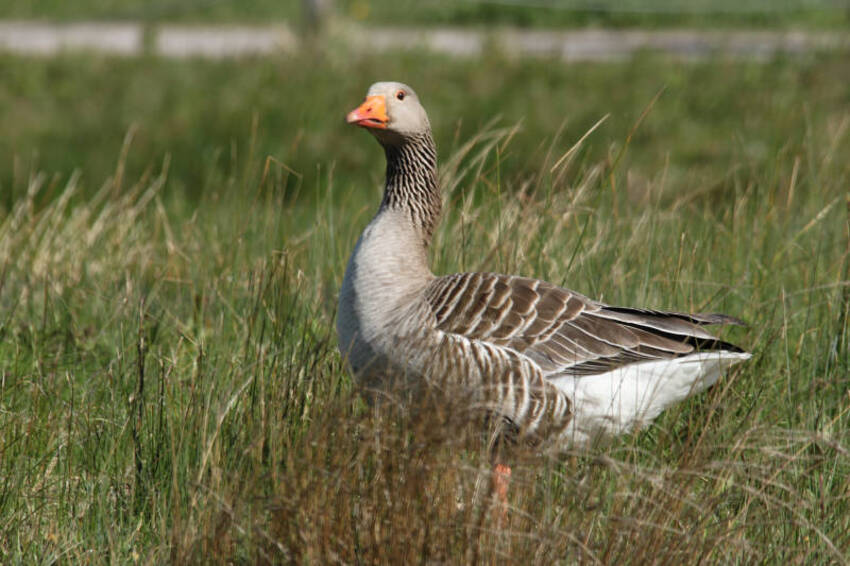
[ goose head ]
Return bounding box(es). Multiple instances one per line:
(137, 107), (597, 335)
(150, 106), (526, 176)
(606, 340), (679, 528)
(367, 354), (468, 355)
(346, 81), (431, 145)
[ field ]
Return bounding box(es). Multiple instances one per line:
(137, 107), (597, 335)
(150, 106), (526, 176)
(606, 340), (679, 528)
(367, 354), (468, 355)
(1, 48), (850, 562)
(5, 0), (850, 28)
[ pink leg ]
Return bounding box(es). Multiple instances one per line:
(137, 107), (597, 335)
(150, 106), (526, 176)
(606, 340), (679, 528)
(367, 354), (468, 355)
(492, 463), (511, 524)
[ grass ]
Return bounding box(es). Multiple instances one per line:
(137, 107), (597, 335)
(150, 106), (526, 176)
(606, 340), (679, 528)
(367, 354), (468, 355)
(4, 50), (850, 204)
(5, 0), (850, 28)
(1, 50), (850, 562)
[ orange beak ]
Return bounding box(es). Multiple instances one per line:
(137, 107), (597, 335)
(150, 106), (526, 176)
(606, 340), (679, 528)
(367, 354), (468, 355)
(346, 95), (388, 129)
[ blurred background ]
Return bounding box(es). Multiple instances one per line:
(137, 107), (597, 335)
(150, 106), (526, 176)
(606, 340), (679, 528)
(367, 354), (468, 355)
(2, 0), (849, 209)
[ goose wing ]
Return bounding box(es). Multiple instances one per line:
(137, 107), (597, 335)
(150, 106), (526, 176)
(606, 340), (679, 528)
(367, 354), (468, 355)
(424, 272), (745, 378)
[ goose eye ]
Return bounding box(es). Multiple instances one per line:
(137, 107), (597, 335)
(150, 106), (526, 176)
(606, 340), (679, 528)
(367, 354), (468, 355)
(396, 90), (406, 101)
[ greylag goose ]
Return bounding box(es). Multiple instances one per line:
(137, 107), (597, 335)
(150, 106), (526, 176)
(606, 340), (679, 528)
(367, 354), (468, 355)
(338, 81), (750, 493)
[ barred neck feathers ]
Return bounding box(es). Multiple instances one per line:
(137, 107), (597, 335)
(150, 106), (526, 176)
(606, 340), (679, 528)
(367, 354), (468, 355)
(381, 132), (441, 247)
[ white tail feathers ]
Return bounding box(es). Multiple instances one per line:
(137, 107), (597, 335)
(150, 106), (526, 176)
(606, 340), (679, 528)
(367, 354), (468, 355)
(553, 351), (751, 446)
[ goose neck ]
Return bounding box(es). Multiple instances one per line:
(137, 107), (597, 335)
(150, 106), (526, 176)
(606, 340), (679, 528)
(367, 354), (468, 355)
(380, 133), (441, 247)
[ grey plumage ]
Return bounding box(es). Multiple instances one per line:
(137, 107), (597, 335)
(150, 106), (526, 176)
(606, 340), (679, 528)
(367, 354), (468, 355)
(338, 81), (750, 448)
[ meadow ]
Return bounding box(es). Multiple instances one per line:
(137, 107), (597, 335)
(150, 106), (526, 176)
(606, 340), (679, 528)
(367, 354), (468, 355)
(4, 0), (850, 28)
(1, 48), (849, 563)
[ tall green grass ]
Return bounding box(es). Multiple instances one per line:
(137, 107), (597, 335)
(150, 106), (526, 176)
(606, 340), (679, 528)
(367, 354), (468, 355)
(2, 99), (848, 562)
(4, 52), (850, 208)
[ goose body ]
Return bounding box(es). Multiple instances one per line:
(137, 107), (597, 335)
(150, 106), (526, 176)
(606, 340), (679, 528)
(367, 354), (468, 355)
(338, 81), (750, 448)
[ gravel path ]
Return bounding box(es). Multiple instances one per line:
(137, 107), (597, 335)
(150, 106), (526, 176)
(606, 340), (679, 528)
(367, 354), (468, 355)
(1, 20), (848, 60)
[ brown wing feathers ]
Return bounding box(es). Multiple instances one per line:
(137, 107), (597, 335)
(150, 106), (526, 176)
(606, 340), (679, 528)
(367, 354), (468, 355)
(425, 272), (745, 378)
